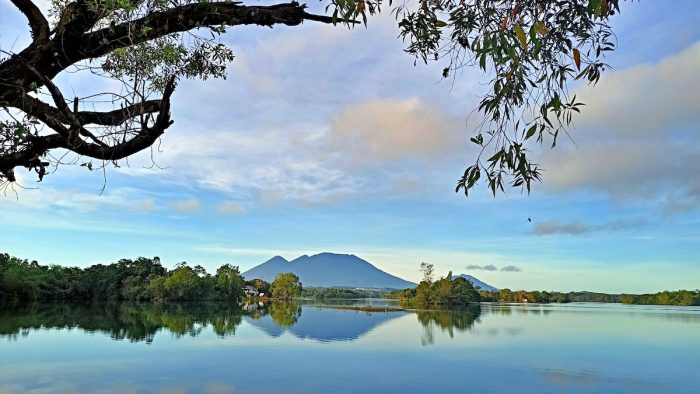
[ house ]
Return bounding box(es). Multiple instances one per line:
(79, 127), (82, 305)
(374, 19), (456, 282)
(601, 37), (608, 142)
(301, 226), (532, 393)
(243, 285), (259, 297)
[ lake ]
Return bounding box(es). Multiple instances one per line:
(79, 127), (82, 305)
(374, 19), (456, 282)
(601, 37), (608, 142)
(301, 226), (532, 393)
(1, 301), (698, 393)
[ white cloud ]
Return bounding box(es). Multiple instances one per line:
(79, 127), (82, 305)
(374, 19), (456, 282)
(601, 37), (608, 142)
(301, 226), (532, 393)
(216, 201), (246, 215)
(169, 199), (201, 213)
(531, 218), (648, 236)
(0, 178), (156, 214)
(539, 41), (700, 212)
(328, 98), (461, 162)
(576, 41), (700, 133)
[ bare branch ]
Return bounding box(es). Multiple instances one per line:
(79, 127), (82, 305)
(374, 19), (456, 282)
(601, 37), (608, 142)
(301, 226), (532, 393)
(18, 94), (162, 126)
(69, 77), (176, 161)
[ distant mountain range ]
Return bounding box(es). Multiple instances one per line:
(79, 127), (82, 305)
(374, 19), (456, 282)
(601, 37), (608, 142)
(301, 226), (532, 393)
(453, 274), (498, 292)
(242, 253), (416, 289)
(242, 252), (499, 291)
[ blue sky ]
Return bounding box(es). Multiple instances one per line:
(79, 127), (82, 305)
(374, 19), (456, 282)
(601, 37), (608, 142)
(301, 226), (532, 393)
(1, 0), (698, 293)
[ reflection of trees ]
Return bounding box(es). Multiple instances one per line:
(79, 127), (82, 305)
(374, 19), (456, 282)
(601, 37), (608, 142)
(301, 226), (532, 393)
(0, 302), (244, 343)
(415, 305), (481, 345)
(268, 301), (301, 327)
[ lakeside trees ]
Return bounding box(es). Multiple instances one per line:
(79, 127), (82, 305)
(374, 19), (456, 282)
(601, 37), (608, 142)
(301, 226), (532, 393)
(301, 287), (385, 299)
(0, 252), (245, 303)
(270, 272), (302, 300)
(1, 0), (624, 195)
(478, 288), (700, 306)
(391, 269), (481, 306)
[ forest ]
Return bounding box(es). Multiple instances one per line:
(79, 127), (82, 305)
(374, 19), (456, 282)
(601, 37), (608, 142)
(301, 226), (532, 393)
(0, 253), (246, 303)
(478, 289), (700, 306)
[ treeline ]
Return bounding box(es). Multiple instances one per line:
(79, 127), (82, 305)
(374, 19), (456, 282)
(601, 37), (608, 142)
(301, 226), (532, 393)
(388, 274), (481, 306)
(301, 287), (386, 299)
(618, 291), (700, 306)
(478, 288), (700, 306)
(0, 253), (246, 303)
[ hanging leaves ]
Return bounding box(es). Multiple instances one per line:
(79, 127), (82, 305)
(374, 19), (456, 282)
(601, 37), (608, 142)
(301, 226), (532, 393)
(514, 24), (527, 50)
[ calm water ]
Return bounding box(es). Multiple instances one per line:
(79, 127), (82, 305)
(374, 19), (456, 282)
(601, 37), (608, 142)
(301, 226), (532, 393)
(1, 301), (698, 393)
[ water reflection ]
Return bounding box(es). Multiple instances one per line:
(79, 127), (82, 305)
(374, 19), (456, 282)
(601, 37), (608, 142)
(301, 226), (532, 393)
(414, 305), (481, 345)
(245, 302), (408, 342)
(0, 302), (243, 343)
(1, 302), (697, 393)
(0, 301), (484, 345)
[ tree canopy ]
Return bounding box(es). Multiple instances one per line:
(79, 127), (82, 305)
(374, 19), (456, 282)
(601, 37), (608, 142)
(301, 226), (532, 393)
(270, 272), (302, 299)
(0, 252), (246, 303)
(1, 0), (622, 195)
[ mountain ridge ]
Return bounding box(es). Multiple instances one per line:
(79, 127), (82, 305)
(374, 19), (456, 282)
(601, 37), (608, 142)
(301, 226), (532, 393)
(453, 274), (498, 291)
(243, 252), (416, 289)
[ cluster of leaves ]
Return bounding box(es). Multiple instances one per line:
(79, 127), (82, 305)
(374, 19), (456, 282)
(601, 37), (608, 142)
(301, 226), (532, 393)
(270, 272), (303, 299)
(0, 253), (246, 303)
(102, 36), (234, 92)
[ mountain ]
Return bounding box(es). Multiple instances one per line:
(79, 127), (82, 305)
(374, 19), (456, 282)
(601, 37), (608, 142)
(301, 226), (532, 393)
(453, 274), (498, 291)
(242, 252), (416, 289)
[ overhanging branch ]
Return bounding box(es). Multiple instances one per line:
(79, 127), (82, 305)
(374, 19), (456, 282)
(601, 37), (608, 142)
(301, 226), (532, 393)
(82, 2), (353, 59)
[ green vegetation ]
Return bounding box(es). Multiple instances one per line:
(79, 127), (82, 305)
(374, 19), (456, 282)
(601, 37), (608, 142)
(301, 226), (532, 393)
(478, 289), (700, 306)
(618, 291), (700, 306)
(246, 278), (271, 296)
(388, 264), (480, 306)
(301, 287), (386, 299)
(270, 273), (302, 300)
(0, 253), (245, 304)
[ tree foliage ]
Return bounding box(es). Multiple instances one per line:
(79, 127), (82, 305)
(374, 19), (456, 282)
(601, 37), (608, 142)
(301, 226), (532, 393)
(0, 0), (623, 195)
(270, 272), (302, 299)
(392, 266), (480, 306)
(0, 252), (245, 303)
(478, 288), (700, 306)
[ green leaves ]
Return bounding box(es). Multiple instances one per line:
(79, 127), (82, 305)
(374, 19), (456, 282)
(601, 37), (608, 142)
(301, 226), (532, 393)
(514, 24), (527, 50)
(393, 0), (620, 196)
(525, 125), (537, 140)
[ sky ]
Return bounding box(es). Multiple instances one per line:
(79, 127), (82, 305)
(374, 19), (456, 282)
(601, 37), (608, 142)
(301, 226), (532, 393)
(0, 0), (699, 293)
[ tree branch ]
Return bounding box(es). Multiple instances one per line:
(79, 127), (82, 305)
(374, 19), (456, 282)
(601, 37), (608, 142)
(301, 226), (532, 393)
(19, 94), (163, 126)
(81, 2), (351, 60)
(9, 0), (50, 44)
(69, 77), (176, 161)
(0, 78), (176, 174)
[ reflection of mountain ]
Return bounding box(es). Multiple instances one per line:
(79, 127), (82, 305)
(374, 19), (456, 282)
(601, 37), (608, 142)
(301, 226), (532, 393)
(245, 305), (405, 342)
(243, 253), (416, 289)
